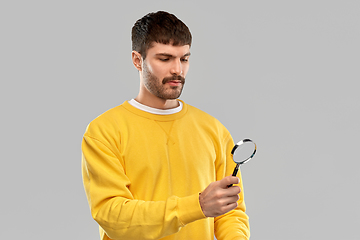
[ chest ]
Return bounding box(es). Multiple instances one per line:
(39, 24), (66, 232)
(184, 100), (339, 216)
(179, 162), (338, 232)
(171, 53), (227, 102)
(120, 120), (218, 198)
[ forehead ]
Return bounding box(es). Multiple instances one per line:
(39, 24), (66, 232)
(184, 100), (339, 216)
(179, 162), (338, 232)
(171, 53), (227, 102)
(147, 42), (190, 57)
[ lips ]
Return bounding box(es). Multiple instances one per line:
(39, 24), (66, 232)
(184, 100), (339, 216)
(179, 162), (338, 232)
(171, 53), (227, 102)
(166, 80), (182, 86)
(162, 76), (185, 85)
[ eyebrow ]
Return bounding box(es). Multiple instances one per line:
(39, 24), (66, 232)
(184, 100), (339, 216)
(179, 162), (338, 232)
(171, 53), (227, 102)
(155, 52), (191, 58)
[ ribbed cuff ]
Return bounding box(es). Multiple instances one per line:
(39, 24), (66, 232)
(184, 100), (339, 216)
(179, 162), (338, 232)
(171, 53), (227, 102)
(177, 193), (206, 226)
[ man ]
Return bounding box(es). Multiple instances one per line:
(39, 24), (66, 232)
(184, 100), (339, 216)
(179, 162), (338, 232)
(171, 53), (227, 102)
(82, 11), (250, 240)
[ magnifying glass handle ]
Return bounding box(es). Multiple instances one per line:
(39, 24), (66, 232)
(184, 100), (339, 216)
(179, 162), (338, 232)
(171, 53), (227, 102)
(227, 164), (240, 187)
(232, 166), (239, 176)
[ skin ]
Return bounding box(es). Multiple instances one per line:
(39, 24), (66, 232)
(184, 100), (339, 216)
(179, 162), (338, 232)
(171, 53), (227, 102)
(131, 42), (241, 217)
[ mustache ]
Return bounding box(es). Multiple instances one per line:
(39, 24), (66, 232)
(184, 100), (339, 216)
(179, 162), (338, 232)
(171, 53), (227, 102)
(162, 75), (185, 84)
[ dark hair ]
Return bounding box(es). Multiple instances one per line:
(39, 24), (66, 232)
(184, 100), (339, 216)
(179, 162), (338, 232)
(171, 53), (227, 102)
(131, 11), (192, 59)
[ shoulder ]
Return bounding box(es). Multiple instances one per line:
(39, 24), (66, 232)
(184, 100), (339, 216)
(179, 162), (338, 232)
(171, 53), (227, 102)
(183, 102), (230, 137)
(185, 102), (221, 124)
(84, 103), (129, 137)
(185, 102), (214, 119)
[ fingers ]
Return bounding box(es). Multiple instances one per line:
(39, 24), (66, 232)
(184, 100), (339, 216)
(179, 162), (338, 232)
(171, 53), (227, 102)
(221, 202), (239, 214)
(219, 193), (240, 206)
(224, 185), (241, 197)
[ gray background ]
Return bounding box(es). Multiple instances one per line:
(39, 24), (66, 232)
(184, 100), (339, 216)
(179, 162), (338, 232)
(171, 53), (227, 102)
(1, 0), (359, 239)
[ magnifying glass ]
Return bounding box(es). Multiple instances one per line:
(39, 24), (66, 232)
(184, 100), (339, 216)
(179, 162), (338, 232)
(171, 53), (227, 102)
(228, 139), (257, 187)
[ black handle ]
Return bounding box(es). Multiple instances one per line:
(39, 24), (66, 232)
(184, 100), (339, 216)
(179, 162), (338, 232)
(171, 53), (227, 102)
(227, 165), (239, 187)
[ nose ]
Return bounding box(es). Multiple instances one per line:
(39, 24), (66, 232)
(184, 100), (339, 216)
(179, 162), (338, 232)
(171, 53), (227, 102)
(170, 59), (182, 76)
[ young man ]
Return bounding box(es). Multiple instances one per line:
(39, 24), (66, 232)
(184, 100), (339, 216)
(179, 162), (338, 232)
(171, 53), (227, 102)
(82, 11), (250, 240)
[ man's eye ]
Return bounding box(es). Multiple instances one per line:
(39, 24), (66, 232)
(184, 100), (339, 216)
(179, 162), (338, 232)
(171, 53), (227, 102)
(181, 58), (189, 62)
(159, 58), (169, 62)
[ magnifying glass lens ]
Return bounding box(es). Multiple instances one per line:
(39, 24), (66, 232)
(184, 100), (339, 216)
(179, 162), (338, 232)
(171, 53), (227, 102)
(233, 140), (256, 164)
(228, 139), (256, 187)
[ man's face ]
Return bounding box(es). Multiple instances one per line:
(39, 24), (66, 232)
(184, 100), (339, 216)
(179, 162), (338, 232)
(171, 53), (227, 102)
(141, 42), (190, 100)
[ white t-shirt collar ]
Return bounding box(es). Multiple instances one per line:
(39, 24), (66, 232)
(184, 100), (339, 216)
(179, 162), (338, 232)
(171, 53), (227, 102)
(128, 99), (183, 115)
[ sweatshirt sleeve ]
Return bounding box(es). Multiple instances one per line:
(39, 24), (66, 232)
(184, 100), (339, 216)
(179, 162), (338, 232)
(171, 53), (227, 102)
(81, 134), (206, 240)
(214, 133), (250, 240)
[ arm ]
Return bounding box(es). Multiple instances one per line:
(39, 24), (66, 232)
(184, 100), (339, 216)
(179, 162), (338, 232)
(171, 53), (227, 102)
(81, 135), (205, 240)
(213, 134), (250, 240)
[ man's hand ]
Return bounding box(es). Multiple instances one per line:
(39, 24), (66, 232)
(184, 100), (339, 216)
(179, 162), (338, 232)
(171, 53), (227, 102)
(199, 176), (241, 218)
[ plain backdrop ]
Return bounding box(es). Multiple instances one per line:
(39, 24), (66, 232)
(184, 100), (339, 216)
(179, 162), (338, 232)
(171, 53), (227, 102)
(1, 1), (359, 239)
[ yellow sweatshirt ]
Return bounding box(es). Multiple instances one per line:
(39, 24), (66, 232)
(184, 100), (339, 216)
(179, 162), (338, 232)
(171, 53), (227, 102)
(82, 100), (250, 240)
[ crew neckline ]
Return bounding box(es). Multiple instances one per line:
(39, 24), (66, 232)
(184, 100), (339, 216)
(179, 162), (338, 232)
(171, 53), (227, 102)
(122, 100), (188, 122)
(128, 99), (183, 115)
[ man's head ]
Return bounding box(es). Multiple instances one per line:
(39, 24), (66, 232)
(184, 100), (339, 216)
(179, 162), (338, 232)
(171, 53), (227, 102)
(132, 11), (192, 104)
(131, 11), (192, 60)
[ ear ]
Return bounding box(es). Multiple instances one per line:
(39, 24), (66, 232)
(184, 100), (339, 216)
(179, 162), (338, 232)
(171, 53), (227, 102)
(132, 51), (142, 71)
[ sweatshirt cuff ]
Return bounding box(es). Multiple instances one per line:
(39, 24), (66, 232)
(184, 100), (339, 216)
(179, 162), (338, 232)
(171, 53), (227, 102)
(177, 193), (206, 226)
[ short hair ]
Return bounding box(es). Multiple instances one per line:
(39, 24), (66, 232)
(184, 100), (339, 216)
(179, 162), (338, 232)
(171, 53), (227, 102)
(131, 11), (192, 59)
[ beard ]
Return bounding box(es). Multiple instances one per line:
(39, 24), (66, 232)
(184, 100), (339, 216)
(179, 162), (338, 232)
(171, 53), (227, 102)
(142, 62), (185, 100)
